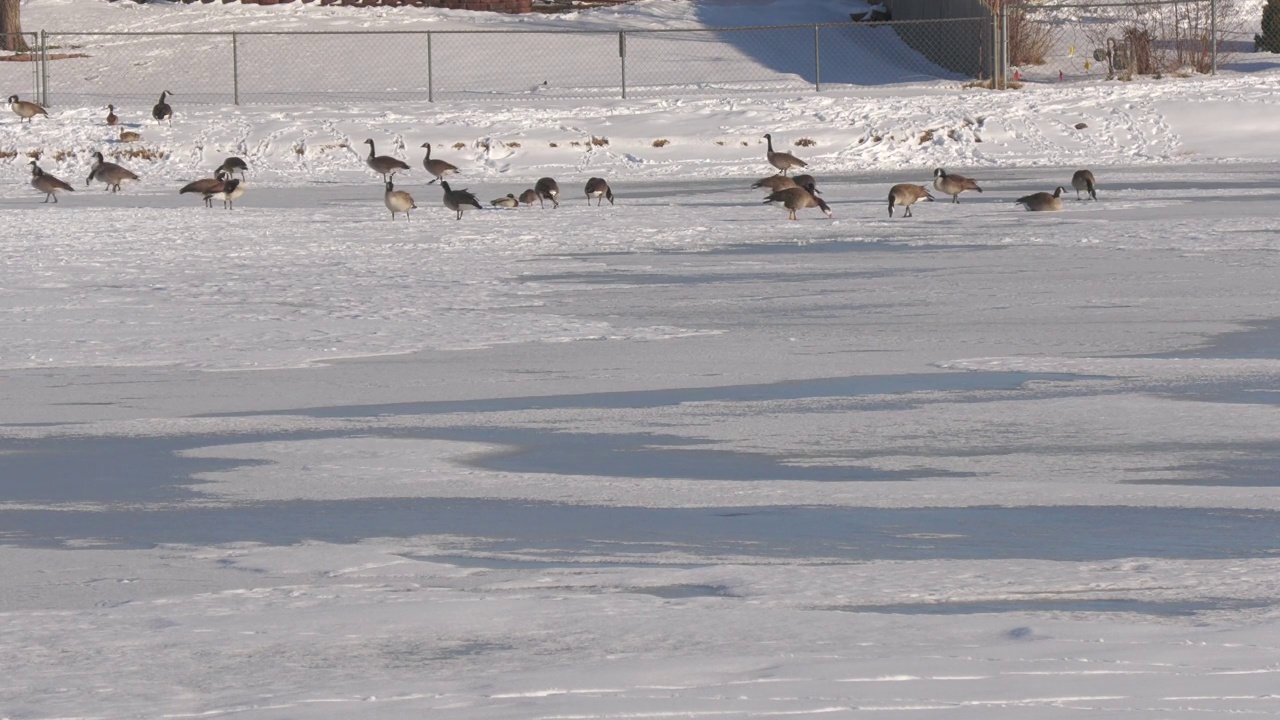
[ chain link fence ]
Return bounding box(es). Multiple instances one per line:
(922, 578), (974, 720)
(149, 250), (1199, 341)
(34, 20), (991, 107)
(1000, 0), (1233, 82)
(0, 32), (41, 105)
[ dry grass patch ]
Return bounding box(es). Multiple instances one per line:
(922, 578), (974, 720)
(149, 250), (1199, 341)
(652, 139), (670, 148)
(590, 135), (609, 147)
(505, 141), (522, 148)
(0, 149), (17, 160)
(549, 142), (558, 148)
(793, 138), (817, 147)
(453, 142), (466, 150)
(918, 130), (935, 144)
(570, 141), (582, 147)
(111, 147), (167, 161)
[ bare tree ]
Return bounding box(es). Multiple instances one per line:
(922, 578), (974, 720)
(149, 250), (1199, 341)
(0, 0), (29, 53)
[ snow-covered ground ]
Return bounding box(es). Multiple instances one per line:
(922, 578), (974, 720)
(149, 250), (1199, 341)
(4, 1), (1280, 718)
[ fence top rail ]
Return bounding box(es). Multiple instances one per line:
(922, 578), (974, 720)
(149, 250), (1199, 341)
(1008, 0), (1213, 9)
(41, 18), (993, 38)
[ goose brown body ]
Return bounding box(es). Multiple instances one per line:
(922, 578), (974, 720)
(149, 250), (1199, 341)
(441, 181), (482, 220)
(751, 175), (798, 193)
(30, 162), (74, 203)
(220, 157), (249, 180)
(584, 177), (614, 206)
(763, 182), (832, 221)
(420, 143), (459, 184)
(106, 104), (119, 126)
(9, 95), (48, 123)
(87, 151), (139, 193)
(763, 133), (808, 175)
(119, 129), (142, 143)
(1071, 169), (1097, 201)
(888, 183), (934, 217)
(180, 169), (229, 206)
(933, 168), (983, 203)
(518, 188), (540, 206)
(384, 180), (416, 220)
(364, 139), (411, 181)
(1015, 186), (1066, 212)
(534, 177), (560, 208)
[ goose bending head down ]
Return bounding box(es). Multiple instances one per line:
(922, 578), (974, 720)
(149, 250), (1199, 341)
(763, 182), (832, 221)
(220, 157), (249, 180)
(763, 133), (808, 176)
(29, 161), (74, 203)
(420, 142), (459, 185)
(518, 188), (539, 206)
(364, 139), (411, 182)
(584, 177), (614, 206)
(180, 168), (231, 208)
(887, 183), (934, 218)
(1071, 169), (1097, 201)
(534, 177), (560, 209)
(441, 181), (482, 220)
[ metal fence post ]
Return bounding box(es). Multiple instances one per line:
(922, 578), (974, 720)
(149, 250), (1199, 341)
(40, 30), (48, 105)
(232, 32), (240, 105)
(1210, 0), (1218, 74)
(1000, 2), (1010, 88)
(427, 31), (434, 102)
(814, 25), (821, 92)
(619, 31), (627, 99)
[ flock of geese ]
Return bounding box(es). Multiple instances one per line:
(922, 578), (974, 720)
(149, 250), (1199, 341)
(10, 92), (1100, 220)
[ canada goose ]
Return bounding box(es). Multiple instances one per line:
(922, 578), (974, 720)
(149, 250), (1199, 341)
(518, 188), (539, 206)
(763, 133), (808, 176)
(86, 151), (139, 193)
(1071, 169), (1097, 201)
(440, 181), (482, 220)
(8, 95), (48, 123)
(180, 168), (229, 207)
(119, 129), (142, 143)
(207, 175), (245, 210)
(534, 177), (560, 208)
(584, 177), (613, 206)
(1015, 186), (1066, 212)
(29, 161), (74, 203)
(364, 139), (410, 182)
(751, 175), (798, 193)
(933, 168), (983, 203)
(152, 90), (173, 125)
(887, 183), (934, 217)
(220, 156), (249, 180)
(491, 193), (519, 208)
(763, 182), (832, 221)
(106, 104), (119, 126)
(384, 180), (416, 221)
(792, 173), (821, 195)
(420, 142), (459, 185)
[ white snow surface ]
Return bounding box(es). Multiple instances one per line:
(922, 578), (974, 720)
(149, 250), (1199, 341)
(4, 1), (1280, 718)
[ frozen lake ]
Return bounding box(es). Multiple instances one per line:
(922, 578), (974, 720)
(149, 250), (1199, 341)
(5, 166), (1280, 717)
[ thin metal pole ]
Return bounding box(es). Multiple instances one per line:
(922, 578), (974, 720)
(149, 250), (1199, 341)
(1210, 0), (1217, 74)
(619, 31), (627, 99)
(1001, 2), (1010, 88)
(814, 25), (821, 91)
(40, 31), (48, 105)
(232, 32), (240, 105)
(427, 31), (434, 102)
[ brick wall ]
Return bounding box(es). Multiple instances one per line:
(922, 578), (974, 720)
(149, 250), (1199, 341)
(175, 0), (535, 11)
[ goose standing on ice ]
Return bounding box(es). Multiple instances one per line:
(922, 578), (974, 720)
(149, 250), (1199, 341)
(420, 142), (459, 184)
(105, 104), (119, 126)
(1015, 186), (1065, 212)
(180, 168), (230, 208)
(152, 90), (174, 125)
(491, 193), (519, 208)
(384, 180), (416, 220)
(763, 182), (832, 221)
(933, 168), (983, 203)
(887, 183), (934, 217)
(9, 95), (48, 123)
(29, 161), (74, 203)
(364, 139), (410, 182)
(752, 175), (798, 193)
(763, 133), (808, 176)
(207, 174), (245, 210)
(1071, 169), (1097, 201)
(534, 177), (560, 208)
(87, 151), (139, 193)
(220, 157), (249, 180)
(441, 181), (482, 220)
(584, 177), (614, 206)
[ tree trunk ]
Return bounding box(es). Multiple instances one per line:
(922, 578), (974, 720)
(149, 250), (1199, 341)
(0, 0), (29, 54)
